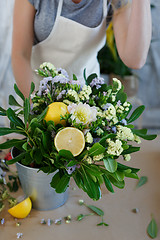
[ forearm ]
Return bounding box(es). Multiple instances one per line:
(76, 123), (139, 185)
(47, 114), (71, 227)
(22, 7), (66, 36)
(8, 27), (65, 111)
(113, 0), (152, 69)
(12, 54), (33, 98)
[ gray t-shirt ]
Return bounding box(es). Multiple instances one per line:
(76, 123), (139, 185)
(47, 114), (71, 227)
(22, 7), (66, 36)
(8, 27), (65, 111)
(28, 0), (127, 45)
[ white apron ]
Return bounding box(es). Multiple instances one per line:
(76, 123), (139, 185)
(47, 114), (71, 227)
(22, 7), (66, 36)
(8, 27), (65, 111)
(31, 0), (108, 89)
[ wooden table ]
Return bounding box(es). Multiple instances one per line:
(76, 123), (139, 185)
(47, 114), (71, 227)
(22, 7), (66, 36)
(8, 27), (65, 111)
(0, 136), (160, 240)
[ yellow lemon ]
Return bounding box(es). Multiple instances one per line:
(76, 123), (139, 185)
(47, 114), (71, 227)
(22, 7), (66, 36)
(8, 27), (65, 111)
(54, 127), (85, 156)
(44, 102), (68, 125)
(8, 197), (32, 219)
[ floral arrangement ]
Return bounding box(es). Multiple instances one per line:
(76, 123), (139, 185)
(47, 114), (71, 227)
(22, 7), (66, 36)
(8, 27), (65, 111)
(0, 62), (156, 201)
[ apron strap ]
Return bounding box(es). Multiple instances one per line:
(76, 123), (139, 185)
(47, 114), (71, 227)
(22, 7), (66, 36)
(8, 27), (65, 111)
(55, 0), (63, 20)
(103, 0), (108, 18)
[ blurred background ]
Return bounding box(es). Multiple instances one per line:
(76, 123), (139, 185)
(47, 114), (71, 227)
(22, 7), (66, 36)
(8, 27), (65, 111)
(0, 0), (160, 133)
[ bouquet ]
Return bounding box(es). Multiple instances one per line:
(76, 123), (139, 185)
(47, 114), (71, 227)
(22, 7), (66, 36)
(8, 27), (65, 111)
(0, 62), (156, 201)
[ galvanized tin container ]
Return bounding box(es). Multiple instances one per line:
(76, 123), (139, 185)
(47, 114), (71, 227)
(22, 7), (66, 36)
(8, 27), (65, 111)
(16, 162), (68, 211)
(12, 148), (68, 211)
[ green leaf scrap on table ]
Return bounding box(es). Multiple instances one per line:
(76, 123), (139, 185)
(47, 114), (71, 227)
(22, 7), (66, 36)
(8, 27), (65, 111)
(147, 215), (158, 239)
(136, 176), (148, 189)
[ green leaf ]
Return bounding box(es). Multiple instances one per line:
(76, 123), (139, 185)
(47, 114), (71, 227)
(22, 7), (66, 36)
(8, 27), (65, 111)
(132, 129), (157, 140)
(116, 88), (127, 103)
(7, 152), (26, 165)
(6, 108), (25, 128)
(136, 176), (148, 188)
(72, 74), (77, 80)
(0, 139), (26, 149)
(117, 162), (140, 173)
(9, 95), (22, 107)
(50, 172), (61, 188)
(37, 106), (48, 122)
(55, 174), (70, 193)
(24, 98), (30, 126)
(86, 73), (97, 85)
(83, 68), (87, 82)
(88, 143), (106, 157)
(29, 82), (35, 97)
(103, 174), (114, 193)
(0, 128), (25, 136)
(14, 84), (25, 101)
(86, 205), (104, 216)
(99, 134), (116, 147)
(125, 172), (139, 179)
(67, 160), (78, 167)
(109, 176), (125, 189)
(83, 164), (102, 177)
(33, 149), (43, 164)
(58, 149), (74, 160)
(81, 167), (101, 200)
(127, 105), (145, 123)
(122, 145), (140, 155)
(104, 158), (117, 173)
(0, 106), (7, 116)
(147, 216), (158, 239)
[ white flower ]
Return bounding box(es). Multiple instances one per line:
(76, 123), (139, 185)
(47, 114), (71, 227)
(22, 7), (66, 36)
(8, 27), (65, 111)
(93, 153), (104, 161)
(79, 85), (92, 100)
(123, 154), (131, 161)
(85, 132), (93, 143)
(116, 125), (134, 141)
(107, 139), (123, 156)
(113, 78), (122, 91)
(134, 134), (141, 144)
(104, 104), (116, 120)
(67, 89), (79, 102)
(68, 103), (97, 125)
(96, 128), (104, 136)
(40, 62), (56, 71)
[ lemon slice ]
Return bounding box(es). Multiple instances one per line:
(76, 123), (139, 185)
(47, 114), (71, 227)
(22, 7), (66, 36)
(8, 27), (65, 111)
(54, 127), (85, 156)
(8, 197), (32, 219)
(44, 102), (68, 126)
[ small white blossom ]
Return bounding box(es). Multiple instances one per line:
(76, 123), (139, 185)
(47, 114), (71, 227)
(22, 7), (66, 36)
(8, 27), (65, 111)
(93, 153), (104, 161)
(113, 78), (122, 91)
(134, 134), (141, 144)
(79, 85), (92, 101)
(107, 139), (123, 156)
(96, 128), (104, 136)
(104, 104), (116, 120)
(85, 132), (93, 144)
(67, 89), (79, 102)
(123, 154), (131, 161)
(116, 125), (134, 141)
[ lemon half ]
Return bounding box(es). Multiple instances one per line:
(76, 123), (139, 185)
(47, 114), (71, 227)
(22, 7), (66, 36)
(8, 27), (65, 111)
(54, 127), (85, 156)
(8, 197), (32, 219)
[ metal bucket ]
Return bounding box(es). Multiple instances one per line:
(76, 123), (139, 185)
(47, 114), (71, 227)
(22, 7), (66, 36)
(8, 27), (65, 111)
(12, 148), (68, 211)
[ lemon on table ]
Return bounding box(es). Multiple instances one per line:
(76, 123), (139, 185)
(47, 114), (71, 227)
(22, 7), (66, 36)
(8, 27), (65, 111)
(54, 127), (85, 156)
(44, 102), (68, 125)
(8, 197), (32, 219)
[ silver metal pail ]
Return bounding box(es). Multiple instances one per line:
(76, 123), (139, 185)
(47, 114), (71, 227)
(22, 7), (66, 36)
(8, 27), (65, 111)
(16, 162), (68, 211)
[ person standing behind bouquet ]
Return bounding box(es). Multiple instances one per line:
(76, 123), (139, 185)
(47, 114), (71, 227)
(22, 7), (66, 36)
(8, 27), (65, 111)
(11, 0), (152, 98)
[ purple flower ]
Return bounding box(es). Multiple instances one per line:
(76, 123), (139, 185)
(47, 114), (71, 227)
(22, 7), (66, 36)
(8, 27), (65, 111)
(117, 100), (121, 107)
(90, 77), (104, 89)
(102, 103), (111, 110)
(57, 68), (69, 79)
(93, 137), (101, 143)
(1, 218), (5, 225)
(52, 75), (68, 84)
(120, 119), (127, 125)
(66, 165), (77, 175)
(112, 126), (117, 133)
(57, 90), (66, 100)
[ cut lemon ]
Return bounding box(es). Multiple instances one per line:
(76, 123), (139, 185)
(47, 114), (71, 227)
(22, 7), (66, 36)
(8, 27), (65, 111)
(44, 102), (68, 126)
(54, 127), (85, 156)
(8, 197), (32, 219)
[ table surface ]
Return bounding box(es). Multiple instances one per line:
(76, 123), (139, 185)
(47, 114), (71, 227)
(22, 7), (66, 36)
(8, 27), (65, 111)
(0, 135), (160, 240)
